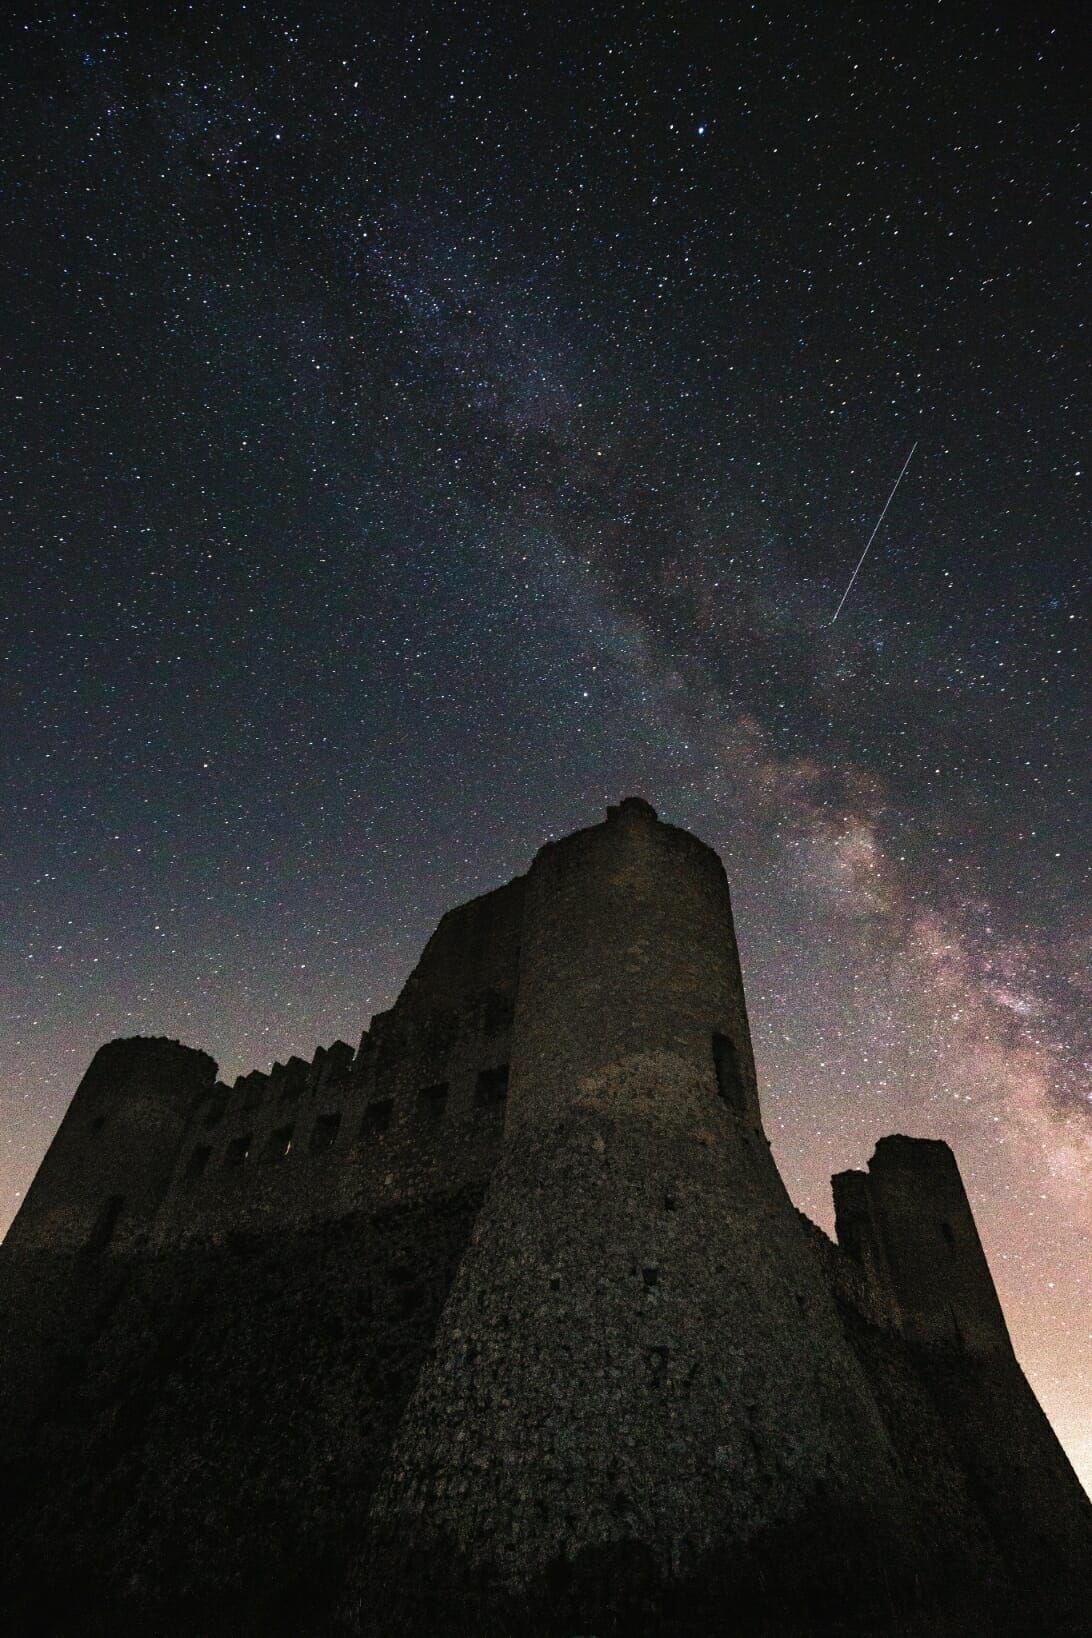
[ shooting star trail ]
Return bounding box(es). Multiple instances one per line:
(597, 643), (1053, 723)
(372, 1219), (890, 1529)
(831, 441), (919, 623)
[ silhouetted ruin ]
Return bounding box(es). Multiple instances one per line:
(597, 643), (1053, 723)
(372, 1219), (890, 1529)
(2, 800), (1089, 1634)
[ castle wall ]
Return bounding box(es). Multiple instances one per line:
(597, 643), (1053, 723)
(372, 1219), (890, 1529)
(0, 1195), (485, 1636)
(793, 1209), (1013, 1603)
(153, 876), (525, 1243)
(0, 880), (528, 1636)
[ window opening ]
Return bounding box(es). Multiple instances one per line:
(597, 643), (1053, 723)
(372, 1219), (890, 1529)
(225, 1133), (251, 1168)
(310, 1111), (341, 1154)
(475, 1064), (510, 1105)
(203, 1094), (228, 1129)
(85, 1194), (124, 1253)
(187, 1144), (212, 1179)
(362, 1099), (393, 1136)
(264, 1125), (294, 1163)
(712, 1032), (746, 1113)
(483, 992), (513, 1034)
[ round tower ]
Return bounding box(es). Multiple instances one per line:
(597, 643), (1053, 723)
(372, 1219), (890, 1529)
(361, 801), (922, 1628)
(3, 1036), (217, 1258)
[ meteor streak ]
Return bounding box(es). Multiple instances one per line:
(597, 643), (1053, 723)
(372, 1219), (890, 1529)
(831, 441), (919, 622)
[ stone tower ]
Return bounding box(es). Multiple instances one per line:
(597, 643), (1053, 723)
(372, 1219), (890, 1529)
(4, 1037), (217, 1260)
(0, 1037), (217, 1436)
(359, 800), (932, 1626)
(833, 1135), (1014, 1353)
(834, 1137), (1092, 1610)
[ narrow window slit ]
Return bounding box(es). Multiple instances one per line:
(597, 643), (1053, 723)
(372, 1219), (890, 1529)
(225, 1133), (251, 1168)
(186, 1144), (212, 1180)
(85, 1194), (124, 1253)
(712, 1032), (746, 1113)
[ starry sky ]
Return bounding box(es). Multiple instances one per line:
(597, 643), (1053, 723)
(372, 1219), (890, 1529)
(2, 3), (1088, 1490)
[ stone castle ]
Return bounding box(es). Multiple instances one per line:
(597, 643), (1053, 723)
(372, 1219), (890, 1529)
(1, 799), (1089, 1635)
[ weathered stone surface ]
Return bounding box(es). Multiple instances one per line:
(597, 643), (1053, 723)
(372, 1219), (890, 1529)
(1, 801), (1088, 1635)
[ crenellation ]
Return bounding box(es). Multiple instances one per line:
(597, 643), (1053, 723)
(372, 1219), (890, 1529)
(326, 1038), (355, 1070)
(145, 954), (518, 1245)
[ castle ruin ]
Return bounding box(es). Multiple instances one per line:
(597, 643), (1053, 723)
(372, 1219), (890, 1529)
(1, 799), (1089, 1634)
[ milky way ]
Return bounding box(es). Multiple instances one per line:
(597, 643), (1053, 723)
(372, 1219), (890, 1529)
(2, 3), (1087, 1489)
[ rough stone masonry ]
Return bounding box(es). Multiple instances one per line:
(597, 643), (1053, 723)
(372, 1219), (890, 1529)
(1, 799), (1089, 1635)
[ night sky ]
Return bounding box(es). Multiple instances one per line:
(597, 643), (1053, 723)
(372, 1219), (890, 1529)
(2, 4), (1088, 1491)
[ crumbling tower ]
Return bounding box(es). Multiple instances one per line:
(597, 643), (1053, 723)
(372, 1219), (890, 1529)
(834, 1137), (1092, 1621)
(833, 1135), (1013, 1352)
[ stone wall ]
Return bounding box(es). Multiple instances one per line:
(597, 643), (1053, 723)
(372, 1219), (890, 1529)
(0, 1192), (482, 1635)
(0, 878), (525, 1634)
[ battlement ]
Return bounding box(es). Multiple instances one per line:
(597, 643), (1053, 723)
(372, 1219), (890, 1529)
(155, 985), (513, 1242)
(146, 872), (524, 1242)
